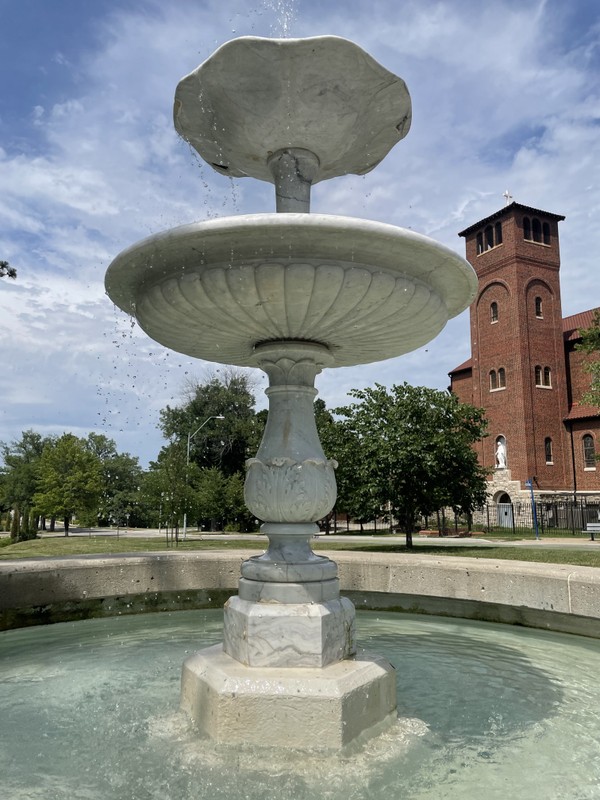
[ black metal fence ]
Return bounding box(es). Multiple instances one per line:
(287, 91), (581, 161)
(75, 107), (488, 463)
(321, 500), (600, 536)
(474, 500), (600, 536)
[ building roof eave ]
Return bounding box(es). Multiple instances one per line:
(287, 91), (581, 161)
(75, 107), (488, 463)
(458, 202), (565, 238)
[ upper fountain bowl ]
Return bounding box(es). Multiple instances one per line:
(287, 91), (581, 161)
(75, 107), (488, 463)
(173, 36), (411, 184)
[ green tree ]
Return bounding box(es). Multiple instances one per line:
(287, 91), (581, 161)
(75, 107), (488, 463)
(223, 472), (256, 531)
(576, 309), (600, 408)
(0, 430), (50, 540)
(86, 433), (143, 526)
(144, 440), (189, 536)
(189, 468), (255, 532)
(33, 434), (103, 535)
(156, 369), (266, 533)
(159, 369), (262, 476)
(0, 260), (16, 279)
(316, 399), (381, 531)
(333, 383), (489, 547)
(194, 467), (228, 530)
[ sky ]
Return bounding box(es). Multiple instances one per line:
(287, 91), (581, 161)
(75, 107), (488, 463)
(1, 0), (600, 467)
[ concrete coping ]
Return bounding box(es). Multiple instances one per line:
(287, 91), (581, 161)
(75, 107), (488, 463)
(1, 549), (599, 637)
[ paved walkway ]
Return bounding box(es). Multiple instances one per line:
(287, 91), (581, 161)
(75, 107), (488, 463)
(31, 527), (600, 550)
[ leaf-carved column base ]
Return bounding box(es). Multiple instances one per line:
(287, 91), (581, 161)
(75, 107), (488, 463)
(242, 341), (339, 589)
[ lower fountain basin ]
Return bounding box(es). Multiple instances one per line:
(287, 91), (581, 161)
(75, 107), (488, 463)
(104, 214), (476, 367)
(2, 609), (599, 799)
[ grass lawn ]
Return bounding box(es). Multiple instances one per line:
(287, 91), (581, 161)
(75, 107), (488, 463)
(342, 544), (600, 567)
(1, 533), (600, 567)
(0, 535), (263, 559)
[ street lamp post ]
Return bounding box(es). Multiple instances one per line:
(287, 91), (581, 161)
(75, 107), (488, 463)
(183, 415), (225, 539)
(525, 477), (540, 540)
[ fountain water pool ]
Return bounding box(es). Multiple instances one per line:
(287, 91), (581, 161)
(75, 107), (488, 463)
(2, 608), (599, 800)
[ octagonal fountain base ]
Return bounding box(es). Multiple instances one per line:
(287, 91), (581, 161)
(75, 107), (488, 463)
(180, 644), (397, 750)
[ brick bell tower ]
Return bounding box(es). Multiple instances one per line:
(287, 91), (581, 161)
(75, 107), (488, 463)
(457, 201), (568, 491)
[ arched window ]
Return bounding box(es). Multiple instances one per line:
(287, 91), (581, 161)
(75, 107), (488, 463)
(523, 217), (531, 240)
(543, 366), (552, 387)
(535, 365), (542, 386)
(498, 367), (506, 388)
(532, 217), (542, 243)
(485, 225), (494, 250)
(476, 232), (483, 255)
(490, 370), (498, 390)
(495, 221), (503, 245)
(583, 435), (596, 469)
(535, 296), (543, 318)
(545, 437), (553, 464)
(491, 301), (498, 323)
(542, 222), (550, 245)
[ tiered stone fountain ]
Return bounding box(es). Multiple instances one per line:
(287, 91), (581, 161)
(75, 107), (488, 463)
(105, 35), (477, 750)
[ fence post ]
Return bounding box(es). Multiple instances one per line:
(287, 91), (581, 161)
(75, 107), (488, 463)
(486, 504), (490, 533)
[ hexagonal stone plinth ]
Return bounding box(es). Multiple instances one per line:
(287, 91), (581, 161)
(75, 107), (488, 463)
(223, 596), (356, 668)
(180, 644), (397, 750)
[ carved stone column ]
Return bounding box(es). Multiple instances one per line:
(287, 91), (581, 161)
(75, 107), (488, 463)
(222, 340), (356, 667)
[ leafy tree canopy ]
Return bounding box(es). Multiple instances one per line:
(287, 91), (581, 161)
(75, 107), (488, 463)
(143, 440), (190, 531)
(0, 260), (16, 279)
(1, 430), (50, 509)
(0, 430), (51, 540)
(33, 433), (103, 535)
(86, 433), (143, 526)
(576, 309), (600, 408)
(331, 383), (489, 546)
(159, 368), (263, 476)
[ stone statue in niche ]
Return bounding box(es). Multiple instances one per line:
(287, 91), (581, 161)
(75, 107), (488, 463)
(496, 439), (507, 469)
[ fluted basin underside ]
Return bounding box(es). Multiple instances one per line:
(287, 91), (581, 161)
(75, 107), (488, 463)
(105, 214), (476, 368)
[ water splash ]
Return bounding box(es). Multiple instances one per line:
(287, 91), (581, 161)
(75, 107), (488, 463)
(263, 0), (298, 38)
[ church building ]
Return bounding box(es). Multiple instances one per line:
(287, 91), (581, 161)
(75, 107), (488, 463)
(449, 201), (599, 503)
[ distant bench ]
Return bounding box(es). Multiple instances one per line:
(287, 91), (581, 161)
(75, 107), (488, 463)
(586, 522), (600, 541)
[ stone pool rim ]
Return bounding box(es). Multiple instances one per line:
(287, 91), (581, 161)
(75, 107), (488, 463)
(1, 549), (599, 638)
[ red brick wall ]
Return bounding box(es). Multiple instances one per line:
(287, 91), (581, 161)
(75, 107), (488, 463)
(449, 370), (472, 405)
(568, 420), (600, 491)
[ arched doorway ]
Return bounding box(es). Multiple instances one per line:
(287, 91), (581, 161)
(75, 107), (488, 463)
(495, 491), (513, 529)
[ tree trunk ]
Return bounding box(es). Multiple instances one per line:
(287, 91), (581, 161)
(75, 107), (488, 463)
(403, 511), (414, 549)
(22, 505), (30, 538)
(10, 506), (20, 541)
(64, 515), (70, 536)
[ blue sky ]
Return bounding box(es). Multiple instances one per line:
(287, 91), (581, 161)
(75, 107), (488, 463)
(1, 0), (599, 466)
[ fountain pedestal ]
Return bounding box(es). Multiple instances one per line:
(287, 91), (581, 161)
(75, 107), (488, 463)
(181, 339), (397, 747)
